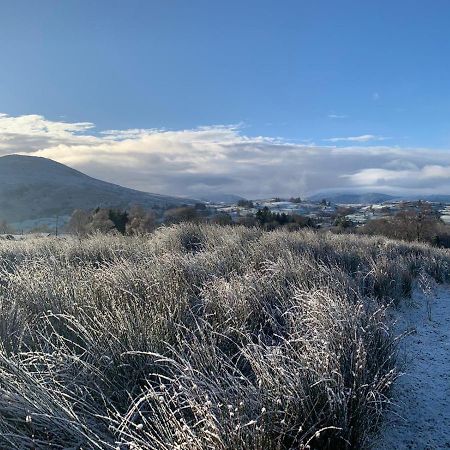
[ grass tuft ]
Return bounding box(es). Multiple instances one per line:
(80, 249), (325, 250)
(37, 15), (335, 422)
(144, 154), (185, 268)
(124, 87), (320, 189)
(0, 225), (448, 449)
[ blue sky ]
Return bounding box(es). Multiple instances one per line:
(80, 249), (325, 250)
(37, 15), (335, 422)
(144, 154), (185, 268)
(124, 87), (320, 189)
(2, 1), (450, 198)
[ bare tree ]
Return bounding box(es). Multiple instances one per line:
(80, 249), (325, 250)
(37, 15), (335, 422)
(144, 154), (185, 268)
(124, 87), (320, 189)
(87, 209), (115, 234)
(66, 210), (91, 236)
(361, 203), (439, 243)
(126, 205), (157, 235)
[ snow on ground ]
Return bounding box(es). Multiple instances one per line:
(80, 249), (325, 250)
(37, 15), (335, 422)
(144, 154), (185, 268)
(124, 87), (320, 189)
(372, 285), (450, 449)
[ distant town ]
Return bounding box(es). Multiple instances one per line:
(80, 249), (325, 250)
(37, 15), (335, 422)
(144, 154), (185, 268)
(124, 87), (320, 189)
(2, 195), (450, 250)
(204, 196), (450, 228)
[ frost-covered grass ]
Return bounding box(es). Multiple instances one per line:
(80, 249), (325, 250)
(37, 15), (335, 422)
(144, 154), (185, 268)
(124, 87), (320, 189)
(0, 224), (448, 449)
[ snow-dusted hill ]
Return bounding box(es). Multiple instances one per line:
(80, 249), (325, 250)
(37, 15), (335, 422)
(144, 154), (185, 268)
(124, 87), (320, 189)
(0, 154), (194, 222)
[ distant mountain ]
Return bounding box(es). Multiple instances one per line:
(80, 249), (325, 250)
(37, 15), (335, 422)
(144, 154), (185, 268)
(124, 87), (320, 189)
(419, 194), (450, 203)
(309, 192), (396, 204)
(309, 191), (450, 204)
(198, 193), (244, 204)
(0, 155), (195, 223)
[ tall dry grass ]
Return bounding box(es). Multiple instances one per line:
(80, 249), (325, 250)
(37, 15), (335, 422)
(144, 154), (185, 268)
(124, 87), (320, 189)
(0, 224), (448, 449)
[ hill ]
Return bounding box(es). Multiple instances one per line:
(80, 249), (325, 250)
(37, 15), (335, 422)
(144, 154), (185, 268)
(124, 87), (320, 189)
(309, 192), (395, 204)
(0, 155), (194, 223)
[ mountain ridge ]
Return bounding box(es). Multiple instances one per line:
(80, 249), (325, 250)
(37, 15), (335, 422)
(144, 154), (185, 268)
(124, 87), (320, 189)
(0, 154), (194, 223)
(309, 191), (450, 204)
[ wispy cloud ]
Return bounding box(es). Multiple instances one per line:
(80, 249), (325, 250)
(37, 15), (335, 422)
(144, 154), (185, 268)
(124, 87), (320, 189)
(1, 113), (450, 197)
(325, 134), (388, 143)
(328, 114), (348, 119)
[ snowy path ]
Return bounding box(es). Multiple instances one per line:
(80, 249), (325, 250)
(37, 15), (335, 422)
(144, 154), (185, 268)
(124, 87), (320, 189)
(373, 286), (450, 449)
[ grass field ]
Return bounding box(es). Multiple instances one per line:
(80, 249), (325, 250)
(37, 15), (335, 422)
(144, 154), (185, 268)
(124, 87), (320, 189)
(0, 224), (448, 449)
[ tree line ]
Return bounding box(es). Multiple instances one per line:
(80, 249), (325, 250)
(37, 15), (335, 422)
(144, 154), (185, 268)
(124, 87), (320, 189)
(65, 204), (317, 236)
(67, 205), (201, 236)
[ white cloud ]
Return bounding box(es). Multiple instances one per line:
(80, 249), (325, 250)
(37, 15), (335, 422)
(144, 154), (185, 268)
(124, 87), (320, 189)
(325, 134), (388, 143)
(0, 113), (94, 137)
(347, 165), (450, 189)
(1, 113), (450, 198)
